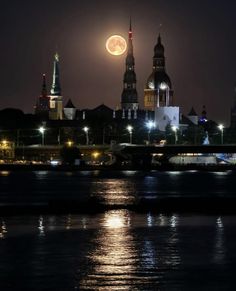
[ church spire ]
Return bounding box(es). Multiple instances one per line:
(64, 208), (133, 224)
(121, 19), (138, 110)
(50, 52), (61, 96)
(41, 74), (47, 97)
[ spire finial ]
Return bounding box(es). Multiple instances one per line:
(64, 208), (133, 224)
(129, 17), (132, 39)
(55, 52), (59, 62)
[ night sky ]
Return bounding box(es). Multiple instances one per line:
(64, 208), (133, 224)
(1, 0), (236, 125)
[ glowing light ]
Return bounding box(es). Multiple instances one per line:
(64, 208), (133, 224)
(106, 35), (127, 56)
(104, 212), (126, 228)
(1, 140), (7, 145)
(92, 151), (100, 159)
(39, 126), (45, 134)
(172, 125), (178, 132)
(67, 140), (73, 147)
(83, 126), (89, 133)
(218, 124), (224, 131)
(126, 125), (133, 133)
(146, 120), (155, 130)
(159, 82), (168, 90)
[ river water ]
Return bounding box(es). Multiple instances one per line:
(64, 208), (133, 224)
(0, 170), (236, 290)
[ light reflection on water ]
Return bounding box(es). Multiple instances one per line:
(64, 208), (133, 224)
(0, 220), (7, 239)
(0, 171), (10, 177)
(1, 213), (236, 290)
(79, 210), (138, 290)
(91, 179), (137, 205)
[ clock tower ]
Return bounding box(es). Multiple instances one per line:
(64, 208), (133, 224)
(121, 19), (139, 110)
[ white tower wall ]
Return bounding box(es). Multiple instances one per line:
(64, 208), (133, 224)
(155, 106), (179, 131)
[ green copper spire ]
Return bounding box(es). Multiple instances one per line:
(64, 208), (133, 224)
(50, 53), (61, 96)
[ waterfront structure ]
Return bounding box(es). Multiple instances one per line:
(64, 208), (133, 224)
(121, 20), (139, 110)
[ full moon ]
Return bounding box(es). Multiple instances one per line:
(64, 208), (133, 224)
(106, 35), (127, 56)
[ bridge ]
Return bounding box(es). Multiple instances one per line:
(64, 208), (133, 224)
(117, 144), (236, 155)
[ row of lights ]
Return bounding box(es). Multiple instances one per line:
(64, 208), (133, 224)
(37, 123), (225, 146)
(38, 123), (180, 145)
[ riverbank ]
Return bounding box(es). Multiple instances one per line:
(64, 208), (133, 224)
(0, 162), (235, 171)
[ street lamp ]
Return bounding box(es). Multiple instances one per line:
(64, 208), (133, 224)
(146, 121), (155, 144)
(218, 124), (224, 144)
(39, 126), (45, 145)
(127, 125), (133, 144)
(83, 126), (89, 145)
(171, 125), (178, 144)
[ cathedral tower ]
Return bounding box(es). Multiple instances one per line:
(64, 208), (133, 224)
(144, 34), (174, 110)
(121, 20), (139, 110)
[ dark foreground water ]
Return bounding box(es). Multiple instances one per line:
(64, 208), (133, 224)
(0, 212), (236, 290)
(1, 170), (236, 290)
(0, 169), (236, 211)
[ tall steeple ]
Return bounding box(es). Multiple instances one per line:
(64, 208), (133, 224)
(49, 53), (63, 120)
(50, 53), (61, 96)
(121, 19), (139, 110)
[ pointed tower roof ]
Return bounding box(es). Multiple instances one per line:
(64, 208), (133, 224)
(188, 107), (197, 116)
(154, 34), (165, 57)
(50, 53), (61, 96)
(65, 99), (76, 108)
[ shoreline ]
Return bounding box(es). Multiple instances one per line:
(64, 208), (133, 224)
(0, 163), (235, 172)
